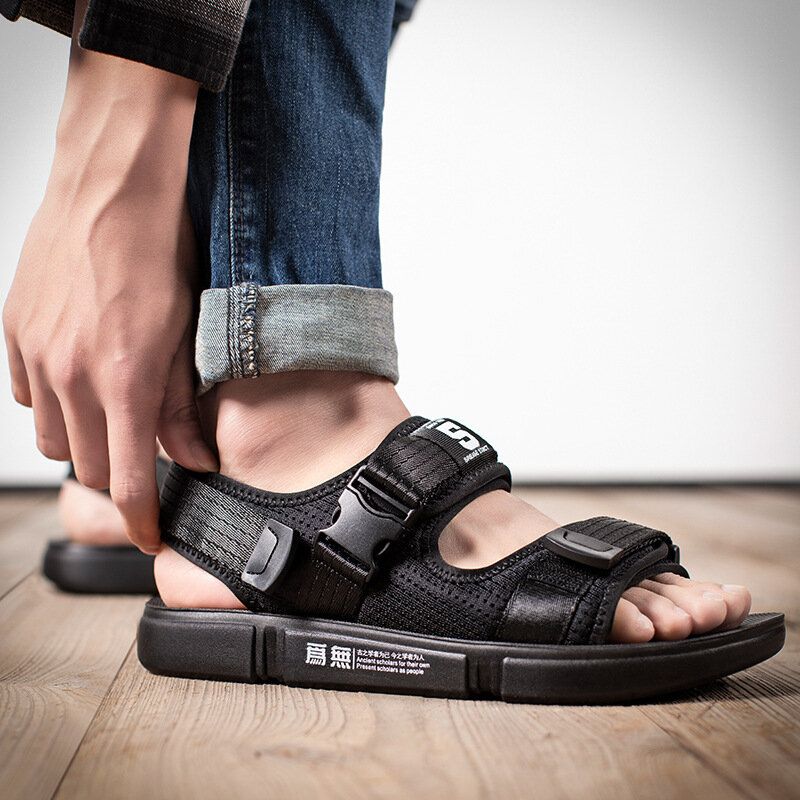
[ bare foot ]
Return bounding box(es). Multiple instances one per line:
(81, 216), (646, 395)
(59, 479), (128, 546)
(58, 444), (172, 547)
(155, 372), (752, 643)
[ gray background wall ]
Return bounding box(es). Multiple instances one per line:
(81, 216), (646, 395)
(1, 0), (799, 485)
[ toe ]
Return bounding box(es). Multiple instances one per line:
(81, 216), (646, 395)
(641, 577), (728, 634)
(622, 586), (693, 640)
(608, 597), (655, 643)
(651, 574), (752, 630)
(718, 583), (752, 629)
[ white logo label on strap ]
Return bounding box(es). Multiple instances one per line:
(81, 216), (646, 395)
(428, 419), (480, 451)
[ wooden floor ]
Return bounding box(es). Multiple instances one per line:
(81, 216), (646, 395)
(1, 487), (798, 800)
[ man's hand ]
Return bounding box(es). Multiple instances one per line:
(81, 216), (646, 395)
(2, 6), (217, 552)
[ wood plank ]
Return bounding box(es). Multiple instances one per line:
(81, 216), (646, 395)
(634, 495), (800, 800)
(0, 491), (54, 528)
(715, 486), (800, 530)
(0, 500), (60, 599)
(517, 487), (800, 800)
(56, 650), (741, 800)
(640, 648), (800, 800)
(0, 574), (145, 800)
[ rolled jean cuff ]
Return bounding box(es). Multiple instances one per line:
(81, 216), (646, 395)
(196, 283), (399, 392)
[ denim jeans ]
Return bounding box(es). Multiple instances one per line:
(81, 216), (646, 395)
(187, 0), (412, 390)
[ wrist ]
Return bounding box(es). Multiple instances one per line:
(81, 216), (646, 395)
(55, 95), (194, 170)
(53, 82), (196, 201)
(54, 29), (198, 182)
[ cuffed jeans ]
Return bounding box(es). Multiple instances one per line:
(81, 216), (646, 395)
(187, 0), (411, 391)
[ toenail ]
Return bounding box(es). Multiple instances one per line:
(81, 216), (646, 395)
(722, 584), (746, 593)
(674, 606), (690, 617)
(702, 591), (725, 602)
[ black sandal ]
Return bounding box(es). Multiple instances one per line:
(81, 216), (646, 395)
(42, 457), (170, 594)
(138, 417), (784, 703)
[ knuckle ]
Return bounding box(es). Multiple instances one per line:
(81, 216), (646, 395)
(36, 432), (68, 461)
(76, 468), (110, 491)
(107, 349), (143, 381)
(24, 345), (45, 373)
(12, 384), (32, 407)
(52, 356), (85, 393)
(111, 480), (150, 511)
(2, 296), (19, 333)
(162, 398), (197, 427)
(2, 310), (14, 338)
(107, 366), (151, 407)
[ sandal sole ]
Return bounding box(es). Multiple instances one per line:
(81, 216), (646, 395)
(137, 601), (784, 704)
(43, 539), (157, 595)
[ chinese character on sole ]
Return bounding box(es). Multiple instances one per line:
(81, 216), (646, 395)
(305, 643), (327, 666)
(330, 646), (354, 670)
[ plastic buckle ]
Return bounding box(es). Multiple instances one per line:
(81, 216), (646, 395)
(542, 528), (624, 570)
(241, 518), (297, 592)
(316, 466), (418, 581)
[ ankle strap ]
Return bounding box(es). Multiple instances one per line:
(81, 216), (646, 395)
(161, 417), (511, 618)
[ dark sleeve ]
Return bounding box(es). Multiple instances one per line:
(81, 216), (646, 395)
(0, 0), (250, 92)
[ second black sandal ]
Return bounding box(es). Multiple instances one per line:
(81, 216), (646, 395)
(42, 457), (171, 594)
(138, 417), (785, 704)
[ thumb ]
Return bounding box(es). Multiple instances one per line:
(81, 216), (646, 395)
(158, 330), (219, 473)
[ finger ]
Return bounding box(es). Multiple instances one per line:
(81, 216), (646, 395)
(59, 392), (110, 489)
(28, 368), (70, 461)
(107, 399), (160, 553)
(609, 597), (655, 643)
(640, 578), (728, 634)
(5, 335), (31, 406)
(157, 331), (218, 472)
(622, 586), (693, 640)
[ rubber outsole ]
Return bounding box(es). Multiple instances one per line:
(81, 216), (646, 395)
(137, 601), (784, 704)
(43, 539), (156, 594)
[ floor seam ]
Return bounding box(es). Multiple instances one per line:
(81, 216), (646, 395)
(49, 639), (138, 800)
(0, 568), (38, 603)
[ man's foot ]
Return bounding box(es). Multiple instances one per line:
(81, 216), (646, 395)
(59, 479), (128, 546)
(58, 449), (171, 547)
(154, 372), (752, 644)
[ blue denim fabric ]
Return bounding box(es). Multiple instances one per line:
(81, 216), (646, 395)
(187, 0), (400, 291)
(187, 0), (413, 389)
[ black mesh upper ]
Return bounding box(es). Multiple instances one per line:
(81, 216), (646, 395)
(160, 418), (685, 644)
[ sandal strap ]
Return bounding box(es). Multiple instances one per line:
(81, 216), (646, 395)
(161, 417), (511, 618)
(499, 517), (686, 645)
(276, 417), (510, 616)
(305, 418), (506, 595)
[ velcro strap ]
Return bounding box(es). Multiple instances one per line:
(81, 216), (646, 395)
(499, 517), (686, 645)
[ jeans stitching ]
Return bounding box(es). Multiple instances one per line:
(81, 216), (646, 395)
(239, 282), (259, 378)
(226, 286), (240, 379)
(225, 79), (238, 287)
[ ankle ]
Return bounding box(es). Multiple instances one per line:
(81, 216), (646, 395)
(201, 371), (409, 491)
